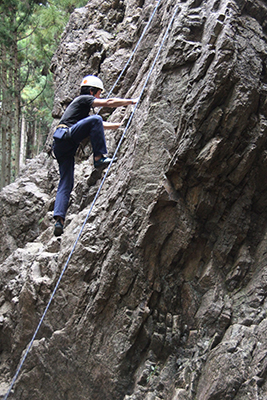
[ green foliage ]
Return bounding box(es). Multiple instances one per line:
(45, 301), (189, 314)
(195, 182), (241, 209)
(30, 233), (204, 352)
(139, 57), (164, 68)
(23, 0), (88, 135)
(0, 0), (45, 45)
(20, 0), (87, 128)
(0, 0), (88, 187)
(146, 365), (160, 382)
(1, 0), (88, 151)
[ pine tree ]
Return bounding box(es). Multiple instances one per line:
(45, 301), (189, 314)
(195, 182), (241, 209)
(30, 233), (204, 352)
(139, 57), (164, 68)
(0, 0), (88, 189)
(0, 0), (44, 188)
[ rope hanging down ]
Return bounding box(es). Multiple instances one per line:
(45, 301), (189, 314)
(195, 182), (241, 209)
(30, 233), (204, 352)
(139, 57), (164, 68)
(3, 4), (178, 400)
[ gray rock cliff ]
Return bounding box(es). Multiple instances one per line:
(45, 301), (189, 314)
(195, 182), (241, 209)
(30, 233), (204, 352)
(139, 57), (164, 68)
(1, 0), (267, 398)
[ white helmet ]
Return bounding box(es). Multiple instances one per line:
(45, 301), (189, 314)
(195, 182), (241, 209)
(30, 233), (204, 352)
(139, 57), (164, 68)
(81, 75), (104, 91)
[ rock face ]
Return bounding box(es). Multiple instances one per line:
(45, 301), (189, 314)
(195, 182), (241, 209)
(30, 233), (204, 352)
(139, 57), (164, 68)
(1, 0), (267, 399)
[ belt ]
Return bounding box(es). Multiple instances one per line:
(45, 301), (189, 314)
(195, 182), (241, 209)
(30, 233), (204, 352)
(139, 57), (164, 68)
(57, 124), (69, 129)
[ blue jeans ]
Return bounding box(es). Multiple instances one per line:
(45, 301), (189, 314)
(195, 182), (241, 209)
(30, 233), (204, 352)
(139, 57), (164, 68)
(53, 115), (107, 220)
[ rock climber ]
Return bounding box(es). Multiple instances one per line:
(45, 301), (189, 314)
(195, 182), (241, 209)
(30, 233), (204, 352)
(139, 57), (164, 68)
(53, 75), (138, 237)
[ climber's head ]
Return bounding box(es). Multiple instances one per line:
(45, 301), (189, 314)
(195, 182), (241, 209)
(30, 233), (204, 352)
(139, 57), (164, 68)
(80, 75), (104, 97)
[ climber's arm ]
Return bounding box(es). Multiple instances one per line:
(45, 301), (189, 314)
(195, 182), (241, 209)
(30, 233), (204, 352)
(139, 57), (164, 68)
(93, 97), (139, 108)
(103, 121), (122, 130)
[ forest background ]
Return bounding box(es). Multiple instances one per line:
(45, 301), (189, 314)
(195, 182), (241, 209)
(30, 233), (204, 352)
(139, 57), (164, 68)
(0, 0), (87, 190)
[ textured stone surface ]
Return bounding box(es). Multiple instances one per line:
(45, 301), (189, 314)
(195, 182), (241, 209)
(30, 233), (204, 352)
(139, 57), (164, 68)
(1, 0), (267, 399)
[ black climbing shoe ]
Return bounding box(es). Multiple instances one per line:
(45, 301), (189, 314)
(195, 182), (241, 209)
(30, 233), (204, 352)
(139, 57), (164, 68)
(54, 220), (64, 237)
(94, 156), (117, 169)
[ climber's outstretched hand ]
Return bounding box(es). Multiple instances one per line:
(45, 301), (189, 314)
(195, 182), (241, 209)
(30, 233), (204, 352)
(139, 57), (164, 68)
(103, 121), (122, 130)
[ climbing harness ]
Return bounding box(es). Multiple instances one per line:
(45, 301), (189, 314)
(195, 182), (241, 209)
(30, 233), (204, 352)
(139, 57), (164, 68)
(3, 3), (178, 399)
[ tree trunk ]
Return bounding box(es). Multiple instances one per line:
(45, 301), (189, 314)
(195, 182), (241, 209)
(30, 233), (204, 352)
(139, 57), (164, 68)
(0, 44), (7, 190)
(20, 114), (27, 167)
(26, 122), (34, 159)
(6, 95), (12, 186)
(13, 32), (21, 177)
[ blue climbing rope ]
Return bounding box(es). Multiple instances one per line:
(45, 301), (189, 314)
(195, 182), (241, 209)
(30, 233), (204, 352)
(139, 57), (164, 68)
(3, 3), (179, 399)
